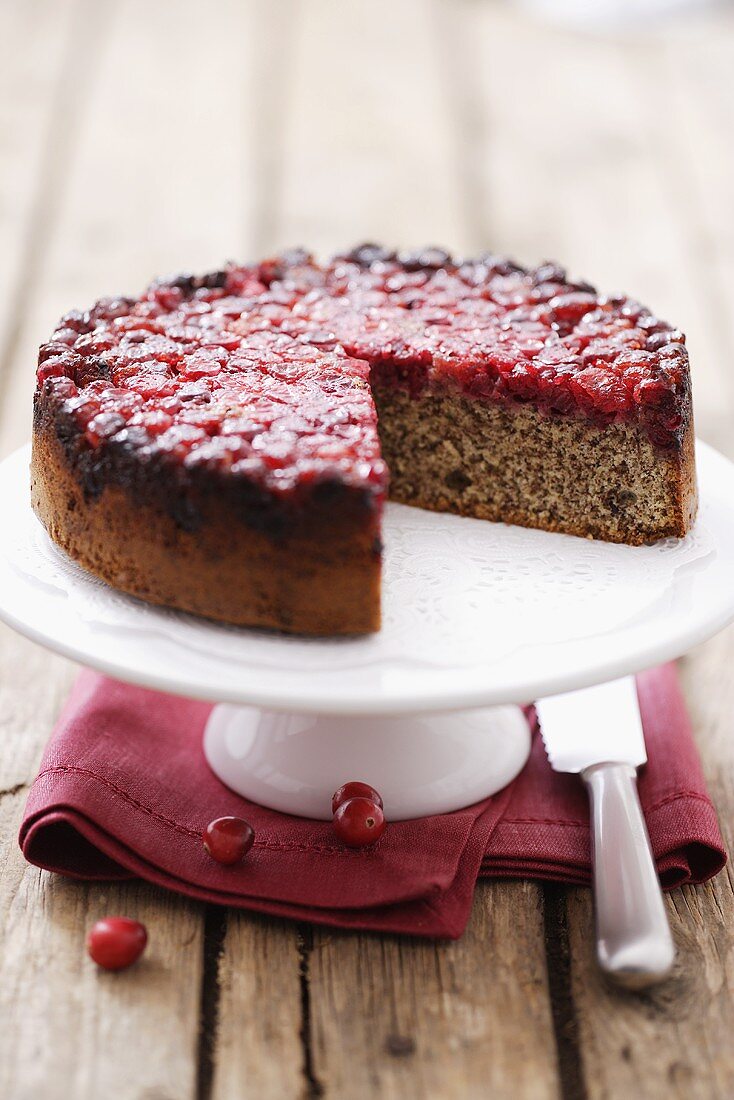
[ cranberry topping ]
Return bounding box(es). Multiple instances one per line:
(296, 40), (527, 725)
(87, 917), (147, 971)
(36, 249), (691, 493)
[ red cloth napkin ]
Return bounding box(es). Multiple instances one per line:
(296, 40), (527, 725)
(19, 663), (726, 939)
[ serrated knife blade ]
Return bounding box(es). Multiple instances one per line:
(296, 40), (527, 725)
(536, 676), (674, 989)
(536, 676), (646, 773)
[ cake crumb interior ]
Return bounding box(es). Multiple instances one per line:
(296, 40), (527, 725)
(371, 378), (687, 545)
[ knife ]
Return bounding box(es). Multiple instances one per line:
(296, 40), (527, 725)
(536, 676), (675, 990)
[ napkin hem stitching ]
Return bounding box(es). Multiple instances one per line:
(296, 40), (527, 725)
(502, 789), (714, 829)
(33, 765), (386, 856)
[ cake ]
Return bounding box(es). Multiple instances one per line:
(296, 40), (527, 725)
(31, 245), (697, 635)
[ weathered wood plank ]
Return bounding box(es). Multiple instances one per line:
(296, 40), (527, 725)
(306, 882), (561, 1100)
(0, 619), (207, 1100)
(472, 10), (734, 1097)
(0, 0), (90, 369)
(275, 0), (471, 257)
(0, 845), (205, 1100)
(210, 913), (304, 1100)
(459, 2), (734, 437)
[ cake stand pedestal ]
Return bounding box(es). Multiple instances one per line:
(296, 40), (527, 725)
(2, 441), (734, 821)
(202, 704), (531, 819)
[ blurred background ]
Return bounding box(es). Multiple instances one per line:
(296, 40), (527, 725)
(0, 0), (732, 460)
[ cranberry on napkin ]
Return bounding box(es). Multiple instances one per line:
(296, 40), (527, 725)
(19, 664), (726, 939)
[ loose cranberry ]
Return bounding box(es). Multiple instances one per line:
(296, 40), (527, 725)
(333, 797), (386, 847)
(203, 816), (255, 865)
(87, 917), (147, 971)
(331, 781), (384, 815)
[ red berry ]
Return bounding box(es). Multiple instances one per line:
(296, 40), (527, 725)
(84, 411), (126, 447)
(203, 816), (255, 865)
(549, 291), (597, 325)
(87, 917), (147, 971)
(333, 797), (386, 848)
(36, 357), (71, 384)
(331, 781), (384, 815)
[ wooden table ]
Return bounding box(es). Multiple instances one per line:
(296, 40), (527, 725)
(1, 1), (733, 1096)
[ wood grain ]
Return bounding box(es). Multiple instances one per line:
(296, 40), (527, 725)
(305, 882), (561, 1100)
(0, 0), (90, 379)
(275, 0), (471, 256)
(0, 620), (207, 1100)
(210, 913), (304, 1100)
(0, 0), (260, 457)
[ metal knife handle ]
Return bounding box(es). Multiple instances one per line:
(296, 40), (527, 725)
(582, 762), (675, 989)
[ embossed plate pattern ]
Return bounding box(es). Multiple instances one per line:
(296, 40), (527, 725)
(2, 443), (734, 714)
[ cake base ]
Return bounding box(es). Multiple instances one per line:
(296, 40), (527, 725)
(31, 370), (697, 636)
(4, 440), (734, 714)
(371, 384), (697, 545)
(203, 702), (532, 819)
(31, 428), (382, 636)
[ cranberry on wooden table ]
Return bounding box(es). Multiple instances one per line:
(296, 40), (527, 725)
(87, 917), (147, 971)
(331, 780), (384, 815)
(333, 796), (386, 848)
(203, 816), (255, 865)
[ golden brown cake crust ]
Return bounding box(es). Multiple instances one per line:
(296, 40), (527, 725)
(31, 381), (697, 638)
(31, 427), (382, 636)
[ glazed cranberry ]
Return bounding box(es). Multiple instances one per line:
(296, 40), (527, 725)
(333, 797), (386, 848)
(85, 411), (126, 447)
(38, 340), (72, 365)
(37, 357), (71, 384)
(74, 332), (117, 357)
(201, 331), (242, 351)
(59, 309), (89, 334)
(87, 917), (147, 971)
(548, 292), (597, 325)
(53, 326), (83, 346)
(331, 781), (384, 815)
(66, 394), (100, 427)
(152, 285), (184, 311)
(203, 816), (255, 865)
(89, 296), (133, 323)
(35, 249), (690, 476)
(137, 409), (173, 435)
(44, 375), (78, 400)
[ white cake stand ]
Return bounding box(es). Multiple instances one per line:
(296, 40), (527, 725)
(2, 442), (734, 820)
